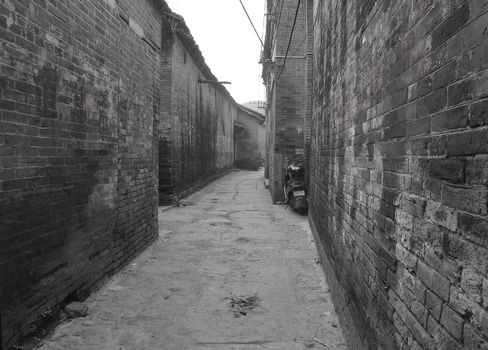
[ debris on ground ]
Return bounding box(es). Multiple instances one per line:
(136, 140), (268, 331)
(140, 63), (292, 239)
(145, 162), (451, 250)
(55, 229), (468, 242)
(171, 195), (193, 207)
(227, 293), (261, 317)
(314, 256), (321, 264)
(64, 302), (88, 319)
(313, 337), (329, 348)
(235, 237), (252, 243)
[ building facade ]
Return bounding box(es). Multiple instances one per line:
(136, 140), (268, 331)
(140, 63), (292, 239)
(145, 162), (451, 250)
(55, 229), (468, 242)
(262, 0), (313, 203)
(158, 15), (237, 204)
(309, 0), (488, 349)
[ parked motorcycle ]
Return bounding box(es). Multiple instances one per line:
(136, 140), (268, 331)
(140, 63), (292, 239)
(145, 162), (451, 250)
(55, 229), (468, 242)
(283, 160), (308, 215)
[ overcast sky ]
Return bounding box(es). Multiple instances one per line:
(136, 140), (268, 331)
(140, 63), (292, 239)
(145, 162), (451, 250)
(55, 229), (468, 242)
(165, 0), (266, 104)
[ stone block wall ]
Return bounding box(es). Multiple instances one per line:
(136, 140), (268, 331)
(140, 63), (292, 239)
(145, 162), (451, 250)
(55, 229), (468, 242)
(158, 30), (237, 203)
(310, 0), (488, 348)
(0, 0), (164, 347)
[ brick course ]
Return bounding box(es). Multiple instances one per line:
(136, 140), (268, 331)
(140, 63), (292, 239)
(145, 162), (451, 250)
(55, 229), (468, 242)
(310, 0), (488, 348)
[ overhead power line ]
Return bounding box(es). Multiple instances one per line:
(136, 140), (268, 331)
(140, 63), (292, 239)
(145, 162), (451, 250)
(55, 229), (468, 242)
(276, 0), (302, 80)
(238, 0), (265, 48)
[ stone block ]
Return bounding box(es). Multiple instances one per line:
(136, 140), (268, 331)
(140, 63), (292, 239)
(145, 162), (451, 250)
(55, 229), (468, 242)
(441, 184), (488, 216)
(483, 279), (488, 308)
(428, 158), (465, 184)
(425, 289), (442, 321)
(461, 268), (483, 303)
(447, 129), (488, 156)
(425, 200), (458, 231)
(469, 96), (488, 127)
(396, 243), (417, 271)
(416, 260), (450, 301)
(431, 2), (470, 49)
(447, 78), (475, 106)
(464, 324), (488, 350)
(465, 156), (488, 185)
(440, 305), (464, 340)
(431, 105), (468, 132)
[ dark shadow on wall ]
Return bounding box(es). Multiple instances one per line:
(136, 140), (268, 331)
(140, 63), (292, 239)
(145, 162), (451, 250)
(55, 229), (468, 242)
(0, 146), (116, 346)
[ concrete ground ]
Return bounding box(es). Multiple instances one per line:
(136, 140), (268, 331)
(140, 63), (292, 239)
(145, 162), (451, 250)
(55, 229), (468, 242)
(39, 170), (349, 350)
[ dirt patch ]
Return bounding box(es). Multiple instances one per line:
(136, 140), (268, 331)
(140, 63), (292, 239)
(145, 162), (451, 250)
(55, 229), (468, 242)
(235, 237), (252, 243)
(227, 293), (261, 317)
(209, 222), (232, 227)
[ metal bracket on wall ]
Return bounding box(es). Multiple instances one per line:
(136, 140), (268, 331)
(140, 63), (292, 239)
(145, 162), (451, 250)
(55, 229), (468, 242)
(261, 60), (278, 75)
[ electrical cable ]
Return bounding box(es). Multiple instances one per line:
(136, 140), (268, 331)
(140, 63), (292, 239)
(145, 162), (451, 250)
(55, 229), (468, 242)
(238, 0), (265, 48)
(276, 0), (301, 80)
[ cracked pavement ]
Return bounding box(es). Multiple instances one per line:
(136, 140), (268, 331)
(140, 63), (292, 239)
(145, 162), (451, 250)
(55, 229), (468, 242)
(38, 170), (348, 350)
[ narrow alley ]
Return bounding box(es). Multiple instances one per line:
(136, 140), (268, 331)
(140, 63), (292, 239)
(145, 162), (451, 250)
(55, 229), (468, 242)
(37, 170), (350, 350)
(2, 0), (488, 349)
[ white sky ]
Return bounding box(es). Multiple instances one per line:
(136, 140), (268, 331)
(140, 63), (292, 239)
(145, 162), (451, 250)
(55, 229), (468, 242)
(165, 0), (266, 104)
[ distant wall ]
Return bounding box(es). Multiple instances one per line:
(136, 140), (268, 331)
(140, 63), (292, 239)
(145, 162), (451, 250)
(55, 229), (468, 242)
(258, 119), (266, 166)
(158, 33), (236, 203)
(310, 0), (488, 349)
(0, 0), (163, 347)
(235, 109), (264, 170)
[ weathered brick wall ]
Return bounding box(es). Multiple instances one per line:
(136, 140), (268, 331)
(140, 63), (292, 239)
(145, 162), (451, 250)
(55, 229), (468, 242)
(235, 108), (265, 170)
(264, 0), (309, 202)
(0, 0), (164, 347)
(158, 31), (236, 203)
(264, 85), (274, 181)
(303, 0), (313, 181)
(257, 116), (266, 166)
(112, 0), (160, 273)
(310, 0), (488, 348)
(158, 20), (173, 204)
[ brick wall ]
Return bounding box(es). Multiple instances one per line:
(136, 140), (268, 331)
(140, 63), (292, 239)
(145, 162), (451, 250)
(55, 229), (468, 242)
(0, 0), (165, 347)
(158, 28), (237, 203)
(303, 0), (313, 181)
(158, 18), (174, 205)
(310, 0), (488, 348)
(235, 108), (265, 170)
(263, 0), (309, 203)
(264, 83), (274, 180)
